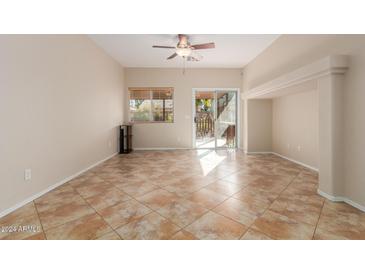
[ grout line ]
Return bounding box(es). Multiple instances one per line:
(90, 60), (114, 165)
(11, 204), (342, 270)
(32, 201), (48, 240)
(112, 192), (184, 238)
(75, 185), (130, 240)
(10, 150), (326, 240)
(102, 180), (193, 234)
(311, 198), (326, 240)
(207, 179), (277, 239)
(110, 151), (324, 240)
(78, 195), (123, 240)
(237, 170), (302, 240)
(31, 183), (95, 238)
(162, 179), (255, 239)
(66, 182), (124, 240)
(122, 181), (233, 239)
(125, 153), (305, 240)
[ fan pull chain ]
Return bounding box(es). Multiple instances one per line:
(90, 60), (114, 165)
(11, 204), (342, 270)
(183, 57), (186, 75)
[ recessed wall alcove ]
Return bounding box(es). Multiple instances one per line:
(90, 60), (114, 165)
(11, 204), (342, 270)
(241, 55), (358, 209)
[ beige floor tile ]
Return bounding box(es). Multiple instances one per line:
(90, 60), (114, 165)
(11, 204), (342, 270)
(185, 211), (247, 240)
(315, 201), (365, 239)
(4, 150), (363, 240)
(35, 184), (81, 210)
(68, 176), (105, 188)
(162, 175), (215, 196)
(186, 188), (228, 209)
(283, 180), (318, 197)
(148, 174), (186, 187)
(45, 213), (112, 240)
(233, 185), (279, 206)
(279, 189), (324, 205)
(157, 199), (208, 227)
(24, 232), (46, 240)
(269, 165), (301, 177)
(223, 171), (261, 185)
(313, 228), (349, 240)
(96, 231), (121, 240)
(203, 180), (245, 196)
(248, 177), (289, 194)
(180, 174), (217, 186)
(252, 210), (316, 240)
(137, 189), (180, 210)
(116, 212), (180, 240)
(240, 228), (272, 240)
(98, 200), (152, 229)
(75, 181), (115, 199)
(204, 168), (236, 180)
(269, 195), (323, 225)
(0, 202), (38, 226)
(295, 172), (318, 184)
(170, 230), (198, 240)
(119, 181), (160, 197)
(213, 198), (257, 226)
(36, 196), (95, 231)
(228, 194), (270, 217)
(85, 187), (131, 211)
(322, 200), (364, 215)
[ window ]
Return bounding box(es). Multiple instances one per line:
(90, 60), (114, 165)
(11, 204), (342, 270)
(129, 88), (174, 123)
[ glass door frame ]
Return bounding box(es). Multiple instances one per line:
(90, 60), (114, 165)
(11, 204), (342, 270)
(192, 88), (240, 149)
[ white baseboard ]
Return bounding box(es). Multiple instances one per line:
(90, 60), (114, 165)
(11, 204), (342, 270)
(243, 150), (318, 172)
(0, 152), (118, 219)
(245, 151), (273, 154)
(135, 147), (244, 151)
(133, 147), (191, 151)
(317, 189), (365, 212)
(270, 152), (318, 172)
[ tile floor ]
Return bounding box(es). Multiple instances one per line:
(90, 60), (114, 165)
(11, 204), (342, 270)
(1, 150), (364, 240)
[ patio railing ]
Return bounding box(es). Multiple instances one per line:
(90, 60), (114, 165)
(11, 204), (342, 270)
(196, 112), (214, 138)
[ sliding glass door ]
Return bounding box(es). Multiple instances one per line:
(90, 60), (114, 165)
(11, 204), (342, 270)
(193, 89), (237, 149)
(216, 90), (237, 148)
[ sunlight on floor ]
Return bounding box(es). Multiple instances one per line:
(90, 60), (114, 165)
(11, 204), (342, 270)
(196, 138), (228, 148)
(197, 150), (226, 176)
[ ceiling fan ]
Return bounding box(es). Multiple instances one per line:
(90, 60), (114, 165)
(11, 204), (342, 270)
(152, 34), (215, 62)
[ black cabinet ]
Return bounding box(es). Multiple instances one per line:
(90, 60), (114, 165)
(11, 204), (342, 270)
(119, 124), (132, 154)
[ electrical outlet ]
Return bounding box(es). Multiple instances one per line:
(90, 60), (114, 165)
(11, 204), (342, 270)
(24, 169), (31, 181)
(297, 146), (301, 151)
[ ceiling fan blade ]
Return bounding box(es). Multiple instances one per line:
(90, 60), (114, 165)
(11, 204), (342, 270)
(167, 53), (178, 60)
(191, 42), (215, 50)
(153, 45), (176, 49)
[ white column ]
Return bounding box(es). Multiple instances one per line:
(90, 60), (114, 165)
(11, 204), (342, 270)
(318, 73), (345, 197)
(243, 99), (248, 152)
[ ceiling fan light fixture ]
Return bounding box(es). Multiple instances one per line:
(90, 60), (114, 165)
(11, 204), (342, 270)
(176, 47), (192, 57)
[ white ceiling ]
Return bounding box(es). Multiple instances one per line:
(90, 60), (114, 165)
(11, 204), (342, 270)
(89, 34), (279, 68)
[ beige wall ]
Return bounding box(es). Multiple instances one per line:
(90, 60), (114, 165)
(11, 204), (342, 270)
(242, 34), (365, 207)
(272, 90), (319, 169)
(125, 68), (243, 149)
(0, 35), (124, 213)
(245, 99), (272, 152)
